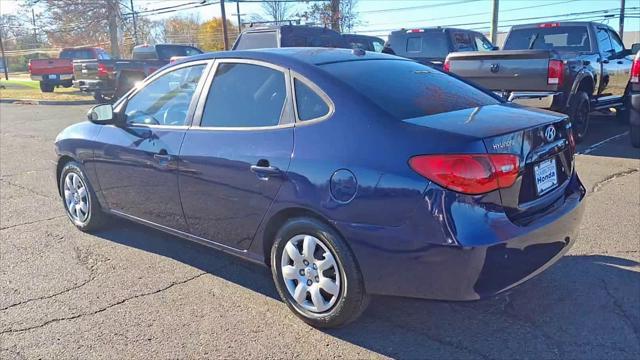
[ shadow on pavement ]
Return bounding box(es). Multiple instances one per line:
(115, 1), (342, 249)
(577, 114), (639, 160)
(94, 218), (639, 359)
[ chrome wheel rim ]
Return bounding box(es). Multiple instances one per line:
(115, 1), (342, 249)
(63, 172), (89, 223)
(280, 234), (341, 313)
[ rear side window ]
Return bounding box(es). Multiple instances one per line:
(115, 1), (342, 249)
(294, 79), (330, 121)
(60, 49), (96, 59)
(235, 32), (278, 50)
(321, 60), (499, 120)
(201, 63), (286, 127)
(504, 26), (590, 51)
(451, 32), (474, 51)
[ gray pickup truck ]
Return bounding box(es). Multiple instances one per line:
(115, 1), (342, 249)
(446, 22), (639, 141)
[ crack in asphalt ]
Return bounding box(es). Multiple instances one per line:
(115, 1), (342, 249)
(601, 279), (640, 343)
(590, 168), (639, 194)
(0, 272), (208, 335)
(0, 178), (56, 200)
(0, 215), (65, 230)
(0, 246), (100, 312)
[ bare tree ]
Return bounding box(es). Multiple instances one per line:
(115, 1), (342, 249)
(261, 0), (293, 24)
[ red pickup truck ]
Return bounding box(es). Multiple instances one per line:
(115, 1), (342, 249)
(29, 47), (110, 93)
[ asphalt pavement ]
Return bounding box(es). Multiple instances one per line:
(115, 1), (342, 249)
(0, 103), (638, 359)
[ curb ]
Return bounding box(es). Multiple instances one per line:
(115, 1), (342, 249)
(0, 98), (96, 106)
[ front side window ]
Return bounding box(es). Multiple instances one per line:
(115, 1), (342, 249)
(608, 30), (625, 55)
(125, 64), (206, 126)
(372, 40), (384, 53)
(294, 79), (330, 121)
(474, 35), (494, 51)
(201, 63), (287, 127)
(597, 28), (614, 55)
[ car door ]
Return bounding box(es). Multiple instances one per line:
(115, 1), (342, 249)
(607, 29), (633, 98)
(178, 59), (294, 250)
(93, 61), (210, 231)
(596, 27), (618, 98)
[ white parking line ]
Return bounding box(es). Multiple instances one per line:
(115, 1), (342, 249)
(578, 131), (629, 155)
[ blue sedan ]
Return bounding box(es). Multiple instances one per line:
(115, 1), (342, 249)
(55, 48), (586, 328)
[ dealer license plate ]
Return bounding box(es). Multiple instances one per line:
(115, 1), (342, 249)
(534, 158), (558, 195)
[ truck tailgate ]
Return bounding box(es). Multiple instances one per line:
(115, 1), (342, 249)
(29, 59), (73, 75)
(447, 50), (555, 92)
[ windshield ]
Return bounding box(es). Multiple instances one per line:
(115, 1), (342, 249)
(321, 59), (499, 120)
(504, 26), (590, 51)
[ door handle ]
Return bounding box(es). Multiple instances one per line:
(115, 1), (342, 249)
(616, 60), (624, 64)
(153, 149), (173, 163)
(250, 160), (281, 179)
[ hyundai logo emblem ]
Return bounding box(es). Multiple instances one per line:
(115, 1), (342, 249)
(490, 63), (500, 73)
(544, 125), (556, 143)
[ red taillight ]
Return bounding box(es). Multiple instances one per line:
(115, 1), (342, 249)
(28, 61), (32, 73)
(443, 58), (451, 72)
(539, 22), (559, 28)
(409, 154), (520, 195)
(547, 59), (564, 86)
(631, 57), (640, 84)
(406, 29), (424, 33)
(97, 63), (113, 77)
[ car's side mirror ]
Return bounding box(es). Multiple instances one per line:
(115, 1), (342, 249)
(631, 43), (640, 55)
(87, 104), (116, 125)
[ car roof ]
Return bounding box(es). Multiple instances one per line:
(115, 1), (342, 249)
(390, 27), (478, 35)
(183, 47), (402, 67)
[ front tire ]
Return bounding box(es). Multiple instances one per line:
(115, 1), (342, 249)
(271, 217), (369, 328)
(59, 161), (108, 232)
(568, 91), (590, 143)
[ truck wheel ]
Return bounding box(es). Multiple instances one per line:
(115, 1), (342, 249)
(568, 91), (590, 143)
(93, 91), (113, 104)
(39, 82), (54, 93)
(62, 80), (73, 88)
(631, 123), (640, 148)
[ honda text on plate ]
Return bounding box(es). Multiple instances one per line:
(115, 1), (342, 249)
(55, 48), (586, 328)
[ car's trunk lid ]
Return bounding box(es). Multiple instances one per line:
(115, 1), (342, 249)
(404, 103), (574, 224)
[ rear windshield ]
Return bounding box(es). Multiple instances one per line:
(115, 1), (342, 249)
(388, 31), (449, 59)
(321, 60), (499, 119)
(155, 45), (202, 60)
(235, 31), (278, 50)
(504, 26), (590, 51)
(281, 30), (348, 48)
(60, 49), (96, 59)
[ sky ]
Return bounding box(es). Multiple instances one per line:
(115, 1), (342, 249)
(1, 0), (638, 39)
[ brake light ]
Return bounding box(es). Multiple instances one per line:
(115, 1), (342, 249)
(406, 29), (424, 33)
(539, 22), (559, 28)
(547, 59), (564, 86)
(443, 58), (451, 72)
(409, 154), (520, 195)
(97, 63), (113, 78)
(631, 57), (640, 83)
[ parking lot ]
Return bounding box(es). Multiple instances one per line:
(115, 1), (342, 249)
(0, 102), (638, 359)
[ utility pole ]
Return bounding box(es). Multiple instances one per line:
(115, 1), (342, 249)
(490, 0), (499, 45)
(330, 0), (340, 32)
(619, 0), (625, 39)
(220, 0), (229, 50)
(130, 0), (138, 45)
(0, 27), (8, 80)
(107, 0), (120, 57)
(236, 0), (242, 33)
(31, 8), (37, 45)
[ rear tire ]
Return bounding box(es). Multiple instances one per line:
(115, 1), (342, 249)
(271, 217), (369, 328)
(39, 82), (54, 93)
(568, 91), (590, 143)
(59, 161), (108, 232)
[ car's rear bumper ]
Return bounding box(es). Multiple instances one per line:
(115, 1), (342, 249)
(337, 172), (586, 301)
(507, 91), (561, 109)
(31, 74), (73, 82)
(74, 79), (114, 94)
